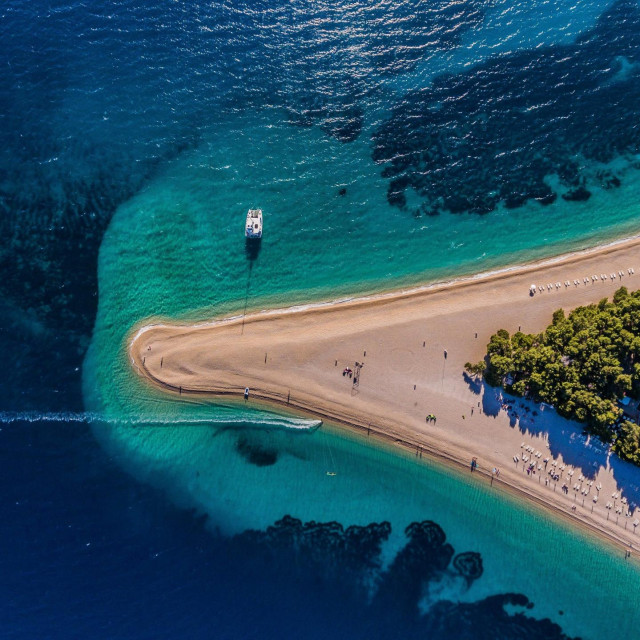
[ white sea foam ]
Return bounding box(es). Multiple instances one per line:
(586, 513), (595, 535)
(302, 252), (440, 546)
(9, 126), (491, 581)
(0, 411), (320, 431)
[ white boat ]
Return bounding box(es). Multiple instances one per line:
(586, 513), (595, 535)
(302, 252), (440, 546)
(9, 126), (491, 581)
(245, 209), (262, 239)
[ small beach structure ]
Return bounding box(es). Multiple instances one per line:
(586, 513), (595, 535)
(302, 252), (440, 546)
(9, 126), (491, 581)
(245, 208), (263, 239)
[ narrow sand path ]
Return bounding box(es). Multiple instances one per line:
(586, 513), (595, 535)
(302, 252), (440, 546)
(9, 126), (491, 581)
(130, 235), (640, 555)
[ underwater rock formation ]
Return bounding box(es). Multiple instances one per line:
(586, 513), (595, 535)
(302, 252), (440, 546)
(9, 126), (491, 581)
(372, 0), (638, 216)
(280, 0), (492, 142)
(236, 436), (279, 467)
(234, 516), (579, 639)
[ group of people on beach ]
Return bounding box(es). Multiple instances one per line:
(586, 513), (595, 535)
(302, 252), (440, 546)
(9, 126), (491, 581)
(426, 414), (437, 423)
(341, 361), (364, 386)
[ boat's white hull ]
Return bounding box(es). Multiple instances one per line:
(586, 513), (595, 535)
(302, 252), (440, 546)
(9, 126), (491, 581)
(245, 209), (263, 239)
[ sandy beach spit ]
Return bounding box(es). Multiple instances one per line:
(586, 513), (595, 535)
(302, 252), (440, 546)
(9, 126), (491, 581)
(130, 234), (640, 556)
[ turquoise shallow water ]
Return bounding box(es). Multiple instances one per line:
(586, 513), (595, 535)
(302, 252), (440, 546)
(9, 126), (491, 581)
(6, 0), (640, 636)
(88, 108), (640, 323)
(83, 106), (640, 639)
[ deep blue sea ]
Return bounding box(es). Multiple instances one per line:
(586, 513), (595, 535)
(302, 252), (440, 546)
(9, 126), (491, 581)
(3, 1), (640, 638)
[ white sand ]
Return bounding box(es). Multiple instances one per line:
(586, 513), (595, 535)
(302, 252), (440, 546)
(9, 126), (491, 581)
(130, 235), (640, 554)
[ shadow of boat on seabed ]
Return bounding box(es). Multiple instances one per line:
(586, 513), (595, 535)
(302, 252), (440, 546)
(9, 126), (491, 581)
(245, 237), (262, 263)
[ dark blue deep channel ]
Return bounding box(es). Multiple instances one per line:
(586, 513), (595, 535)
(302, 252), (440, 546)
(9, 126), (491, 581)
(4, 1), (640, 638)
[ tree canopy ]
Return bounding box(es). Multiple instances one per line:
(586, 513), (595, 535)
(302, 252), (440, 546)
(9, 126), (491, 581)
(481, 286), (640, 465)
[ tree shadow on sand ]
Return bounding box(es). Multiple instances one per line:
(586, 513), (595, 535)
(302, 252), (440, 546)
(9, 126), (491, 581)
(483, 384), (640, 510)
(462, 372), (483, 396)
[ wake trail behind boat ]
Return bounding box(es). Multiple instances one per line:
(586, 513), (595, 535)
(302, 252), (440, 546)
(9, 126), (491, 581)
(0, 411), (321, 430)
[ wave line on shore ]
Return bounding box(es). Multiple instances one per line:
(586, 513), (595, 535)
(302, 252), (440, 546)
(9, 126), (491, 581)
(129, 231), (640, 344)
